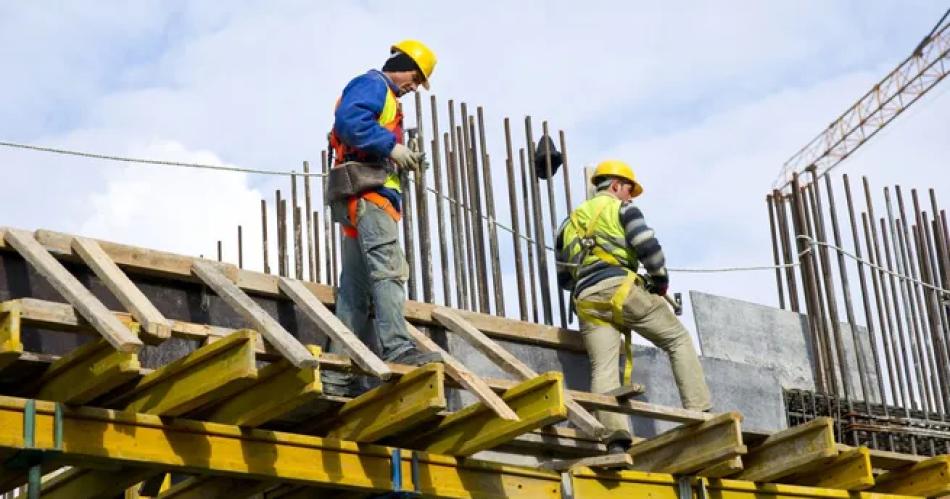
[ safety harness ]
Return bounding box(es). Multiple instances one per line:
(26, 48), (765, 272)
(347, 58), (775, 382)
(563, 200), (642, 387)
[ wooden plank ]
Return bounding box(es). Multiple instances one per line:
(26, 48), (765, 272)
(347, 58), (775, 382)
(736, 417), (838, 482)
(405, 322), (518, 421)
(866, 447), (927, 471)
(505, 427), (607, 456)
(111, 330), (259, 416)
(785, 446), (874, 491)
(71, 236), (172, 343)
(0, 301), (23, 371)
(414, 372), (568, 456)
(278, 276), (390, 379)
(873, 455), (950, 497)
(431, 306), (606, 438)
(205, 345), (323, 427)
(540, 453), (634, 472)
(327, 363), (446, 442)
(626, 411), (746, 475)
(3, 229), (142, 353)
(35, 338), (141, 404)
(192, 260), (316, 368)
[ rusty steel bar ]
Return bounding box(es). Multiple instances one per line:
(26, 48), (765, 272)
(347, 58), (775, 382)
(823, 174), (870, 403)
(312, 210), (321, 283)
(461, 105), (488, 312)
(864, 177), (909, 411)
(525, 116), (553, 325)
(520, 147), (539, 323)
(505, 118), (528, 321)
(774, 190), (801, 312)
(842, 175), (888, 408)
(920, 209), (950, 412)
(444, 131), (465, 309)
(401, 157), (417, 301)
(304, 161), (315, 282)
(862, 210), (904, 411)
(803, 180), (840, 397)
(217, 240), (222, 262)
(542, 121), (568, 328)
(884, 187), (926, 413)
(559, 130), (574, 212)
(261, 199), (270, 275)
(237, 225), (244, 269)
(790, 173), (829, 393)
(292, 172), (303, 280)
(914, 219), (950, 417)
(322, 151), (336, 287)
(880, 215), (919, 423)
(276, 190), (285, 277)
(478, 107), (505, 316)
(456, 123), (477, 311)
(447, 101), (468, 309)
(413, 92), (433, 304)
(430, 96), (451, 307)
(768, 194), (787, 309)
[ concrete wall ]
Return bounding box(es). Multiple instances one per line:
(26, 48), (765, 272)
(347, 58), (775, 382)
(691, 290), (881, 404)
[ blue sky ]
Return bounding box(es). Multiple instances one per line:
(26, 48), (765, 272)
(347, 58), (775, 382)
(1, 2), (948, 336)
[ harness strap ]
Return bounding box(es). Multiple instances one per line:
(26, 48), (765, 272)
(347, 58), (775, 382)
(574, 272), (642, 386)
(342, 192), (402, 238)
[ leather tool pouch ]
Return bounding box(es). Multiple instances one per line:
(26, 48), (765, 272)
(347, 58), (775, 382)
(326, 161), (389, 224)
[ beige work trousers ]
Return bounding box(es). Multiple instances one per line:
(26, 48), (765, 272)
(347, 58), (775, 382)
(577, 276), (712, 438)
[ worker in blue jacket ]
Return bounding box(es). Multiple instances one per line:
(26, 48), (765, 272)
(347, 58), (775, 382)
(323, 40), (440, 397)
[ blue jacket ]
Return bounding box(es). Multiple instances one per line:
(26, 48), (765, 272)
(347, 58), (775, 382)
(333, 70), (400, 160)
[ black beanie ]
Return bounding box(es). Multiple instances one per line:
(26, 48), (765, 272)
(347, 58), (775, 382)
(382, 51), (419, 73)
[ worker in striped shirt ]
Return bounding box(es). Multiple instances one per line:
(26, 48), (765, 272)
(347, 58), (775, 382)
(556, 160), (712, 453)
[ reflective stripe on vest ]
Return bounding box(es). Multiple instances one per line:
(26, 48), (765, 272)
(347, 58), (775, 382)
(560, 193), (639, 281)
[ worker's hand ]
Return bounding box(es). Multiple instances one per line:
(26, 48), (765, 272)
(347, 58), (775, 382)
(646, 274), (669, 296)
(390, 143), (424, 172)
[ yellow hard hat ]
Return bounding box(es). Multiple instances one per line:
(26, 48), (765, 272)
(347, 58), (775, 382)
(592, 160), (643, 197)
(391, 39), (437, 90)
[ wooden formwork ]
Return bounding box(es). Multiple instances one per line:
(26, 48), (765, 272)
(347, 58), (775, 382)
(0, 228), (946, 498)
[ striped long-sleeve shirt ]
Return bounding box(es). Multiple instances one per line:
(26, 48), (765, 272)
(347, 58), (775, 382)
(556, 199), (668, 296)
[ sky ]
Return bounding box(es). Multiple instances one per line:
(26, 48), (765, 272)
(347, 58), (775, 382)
(1, 1), (948, 342)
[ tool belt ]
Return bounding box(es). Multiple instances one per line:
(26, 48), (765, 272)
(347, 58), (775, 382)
(339, 192), (401, 239)
(574, 272), (643, 387)
(325, 161), (390, 204)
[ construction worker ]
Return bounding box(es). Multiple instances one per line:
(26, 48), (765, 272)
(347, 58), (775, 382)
(555, 160), (712, 453)
(322, 40), (441, 396)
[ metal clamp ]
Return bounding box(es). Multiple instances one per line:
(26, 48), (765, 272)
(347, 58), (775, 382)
(676, 476), (708, 499)
(2, 400), (64, 499)
(389, 448), (421, 498)
(559, 471), (574, 499)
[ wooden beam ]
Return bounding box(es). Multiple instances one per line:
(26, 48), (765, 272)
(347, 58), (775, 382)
(405, 322), (518, 421)
(110, 330), (259, 416)
(35, 338), (141, 405)
(784, 446), (874, 491)
(736, 418), (838, 482)
(0, 301), (23, 371)
(278, 277), (391, 379)
(865, 447), (927, 471)
(431, 307), (606, 438)
(626, 411), (746, 475)
(414, 372), (568, 456)
(873, 455), (950, 497)
(71, 236), (172, 344)
(2, 229), (142, 353)
(327, 363), (446, 442)
(205, 345), (323, 427)
(192, 260), (316, 368)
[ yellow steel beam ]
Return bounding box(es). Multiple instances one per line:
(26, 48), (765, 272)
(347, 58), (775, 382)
(701, 456), (744, 477)
(736, 417), (838, 482)
(0, 301), (23, 371)
(627, 411), (746, 474)
(327, 363), (446, 442)
(784, 446), (874, 491)
(205, 345), (322, 427)
(35, 337), (141, 405)
(0, 396), (928, 499)
(873, 455), (950, 497)
(414, 372), (567, 456)
(114, 329), (259, 416)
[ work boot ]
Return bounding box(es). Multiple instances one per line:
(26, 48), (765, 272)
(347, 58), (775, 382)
(388, 347), (443, 366)
(604, 430), (633, 454)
